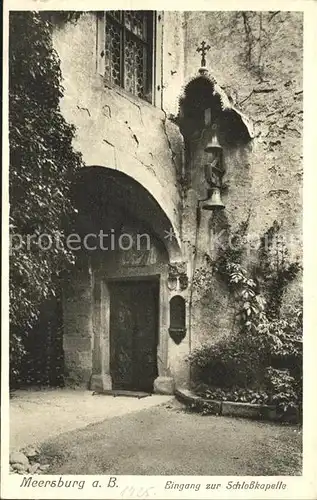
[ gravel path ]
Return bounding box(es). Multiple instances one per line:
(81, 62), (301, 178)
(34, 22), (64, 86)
(40, 400), (302, 476)
(10, 389), (172, 450)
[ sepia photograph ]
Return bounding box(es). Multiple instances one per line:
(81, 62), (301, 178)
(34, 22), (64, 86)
(2, 2), (315, 499)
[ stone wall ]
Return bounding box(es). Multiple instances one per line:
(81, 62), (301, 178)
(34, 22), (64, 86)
(51, 13), (187, 387)
(51, 12), (185, 243)
(62, 263), (93, 385)
(183, 11), (302, 248)
(180, 11), (303, 350)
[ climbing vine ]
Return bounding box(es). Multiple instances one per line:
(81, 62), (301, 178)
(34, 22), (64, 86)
(256, 221), (301, 319)
(9, 11), (84, 386)
(41, 11), (84, 26)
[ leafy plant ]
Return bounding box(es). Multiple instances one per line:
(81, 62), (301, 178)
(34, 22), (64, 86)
(41, 11), (84, 25)
(257, 221), (301, 319)
(265, 367), (300, 414)
(188, 334), (269, 390)
(194, 384), (270, 405)
(225, 262), (266, 333)
(187, 400), (220, 416)
(188, 220), (302, 418)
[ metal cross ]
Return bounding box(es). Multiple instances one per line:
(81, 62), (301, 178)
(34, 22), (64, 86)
(196, 40), (211, 67)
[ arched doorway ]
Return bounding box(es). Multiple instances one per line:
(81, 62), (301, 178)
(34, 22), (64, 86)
(63, 167), (182, 394)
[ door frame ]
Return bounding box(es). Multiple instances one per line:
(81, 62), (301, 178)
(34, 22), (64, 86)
(91, 269), (170, 392)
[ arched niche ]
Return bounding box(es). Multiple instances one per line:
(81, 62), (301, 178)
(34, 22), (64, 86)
(176, 69), (254, 145)
(169, 295), (186, 345)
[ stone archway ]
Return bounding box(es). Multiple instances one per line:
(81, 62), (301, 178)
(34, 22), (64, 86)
(63, 167), (182, 394)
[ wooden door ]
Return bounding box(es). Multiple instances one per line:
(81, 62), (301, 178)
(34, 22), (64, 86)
(109, 280), (159, 392)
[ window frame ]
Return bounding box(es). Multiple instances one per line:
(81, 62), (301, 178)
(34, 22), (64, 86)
(96, 10), (162, 106)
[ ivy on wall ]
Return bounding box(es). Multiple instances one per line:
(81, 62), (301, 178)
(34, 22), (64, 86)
(41, 11), (84, 26)
(9, 12), (84, 386)
(188, 218), (302, 417)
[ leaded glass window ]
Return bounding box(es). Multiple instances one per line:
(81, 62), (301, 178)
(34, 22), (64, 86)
(104, 11), (154, 102)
